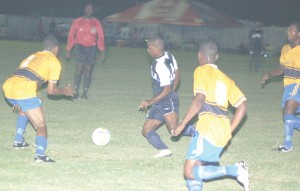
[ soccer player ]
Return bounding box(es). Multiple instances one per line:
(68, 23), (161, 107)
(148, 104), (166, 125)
(66, 3), (105, 99)
(3, 35), (75, 162)
(139, 36), (185, 158)
(262, 22), (300, 152)
(172, 41), (249, 191)
(248, 21), (264, 72)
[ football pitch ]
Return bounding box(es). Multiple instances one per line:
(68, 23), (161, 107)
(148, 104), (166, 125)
(1, 40), (300, 191)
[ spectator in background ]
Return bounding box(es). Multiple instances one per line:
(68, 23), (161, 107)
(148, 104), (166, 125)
(66, 3), (105, 99)
(248, 22), (264, 72)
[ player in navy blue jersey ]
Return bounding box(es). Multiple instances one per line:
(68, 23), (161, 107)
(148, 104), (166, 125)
(139, 36), (194, 158)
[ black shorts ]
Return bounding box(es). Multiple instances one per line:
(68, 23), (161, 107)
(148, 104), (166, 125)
(73, 45), (97, 65)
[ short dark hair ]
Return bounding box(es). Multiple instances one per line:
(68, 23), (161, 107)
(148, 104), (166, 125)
(43, 35), (59, 51)
(146, 36), (165, 50)
(198, 41), (219, 56)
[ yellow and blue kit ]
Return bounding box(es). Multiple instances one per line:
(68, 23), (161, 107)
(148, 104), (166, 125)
(3, 50), (61, 100)
(193, 64), (246, 147)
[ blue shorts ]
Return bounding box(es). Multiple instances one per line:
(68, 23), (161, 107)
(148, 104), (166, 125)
(282, 83), (300, 113)
(146, 94), (179, 123)
(186, 131), (223, 163)
(6, 97), (42, 112)
(73, 45), (97, 65)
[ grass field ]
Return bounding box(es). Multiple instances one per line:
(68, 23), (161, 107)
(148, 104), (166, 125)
(1, 39), (300, 191)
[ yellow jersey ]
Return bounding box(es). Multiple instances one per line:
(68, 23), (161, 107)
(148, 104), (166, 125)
(280, 44), (300, 87)
(193, 64), (246, 147)
(3, 50), (61, 99)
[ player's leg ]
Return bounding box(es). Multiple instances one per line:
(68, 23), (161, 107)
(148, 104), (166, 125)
(279, 84), (300, 151)
(280, 99), (300, 151)
(25, 107), (54, 162)
(81, 46), (97, 99)
(6, 98), (30, 149)
(249, 54), (254, 71)
(164, 111), (178, 133)
(74, 63), (84, 98)
(142, 119), (169, 152)
(13, 109), (29, 148)
(254, 54), (260, 72)
(81, 64), (93, 99)
(73, 45), (85, 98)
(185, 132), (250, 190)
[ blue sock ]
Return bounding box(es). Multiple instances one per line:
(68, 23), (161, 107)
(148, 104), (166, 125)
(14, 115), (28, 143)
(186, 179), (203, 191)
(283, 114), (296, 148)
(182, 124), (196, 136)
(145, 131), (168, 150)
(36, 136), (47, 156)
(226, 165), (238, 177)
(193, 165), (235, 180)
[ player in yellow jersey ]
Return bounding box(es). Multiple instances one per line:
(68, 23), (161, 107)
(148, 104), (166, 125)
(3, 35), (75, 162)
(172, 41), (249, 191)
(262, 23), (300, 152)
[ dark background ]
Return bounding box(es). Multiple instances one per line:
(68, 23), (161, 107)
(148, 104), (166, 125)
(0, 0), (299, 26)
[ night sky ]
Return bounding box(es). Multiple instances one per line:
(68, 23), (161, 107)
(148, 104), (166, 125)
(0, 0), (299, 26)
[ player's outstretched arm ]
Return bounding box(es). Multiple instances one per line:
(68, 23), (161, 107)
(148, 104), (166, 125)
(172, 93), (205, 136)
(47, 82), (76, 97)
(262, 64), (284, 84)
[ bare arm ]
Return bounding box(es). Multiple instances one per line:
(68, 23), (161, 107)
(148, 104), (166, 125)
(172, 93), (205, 136)
(262, 64), (284, 82)
(139, 85), (172, 110)
(230, 101), (247, 132)
(47, 81), (75, 97)
(173, 70), (181, 91)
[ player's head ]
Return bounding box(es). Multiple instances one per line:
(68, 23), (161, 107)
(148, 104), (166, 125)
(43, 35), (60, 56)
(287, 22), (300, 44)
(84, 3), (94, 18)
(198, 41), (219, 66)
(146, 36), (165, 58)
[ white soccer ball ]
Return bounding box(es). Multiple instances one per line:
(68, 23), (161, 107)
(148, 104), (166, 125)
(92, 128), (110, 146)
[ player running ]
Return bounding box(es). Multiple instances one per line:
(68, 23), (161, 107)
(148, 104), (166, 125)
(139, 36), (195, 158)
(172, 41), (249, 191)
(3, 35), (75, 162)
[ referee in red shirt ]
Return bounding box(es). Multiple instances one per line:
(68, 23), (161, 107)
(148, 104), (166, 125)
(66, 3), (105, 99)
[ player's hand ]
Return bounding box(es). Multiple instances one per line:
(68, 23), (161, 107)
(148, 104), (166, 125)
(64, 84), (76, 97)
(171, 122), (185, 136)
(262, 73), (271, 85)
(138, 100), (151, 112)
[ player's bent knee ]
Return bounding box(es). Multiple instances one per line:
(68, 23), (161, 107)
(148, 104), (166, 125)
(184, 164), (196, 180)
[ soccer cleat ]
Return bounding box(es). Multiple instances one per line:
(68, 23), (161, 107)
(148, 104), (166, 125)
(236, 161), (250, 191)
(81, 94), (88, 100)
(73, 93), (80, 100)
(276, 145), (292, 152)
(35, 155), (55, 163)
(153, 149), (172, 158)
(13, 141), (29, 150)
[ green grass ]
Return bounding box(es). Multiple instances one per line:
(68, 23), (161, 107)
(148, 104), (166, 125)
(1, 40), (300, 191)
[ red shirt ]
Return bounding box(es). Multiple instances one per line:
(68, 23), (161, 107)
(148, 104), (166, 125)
(67, 17), (105, 51)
